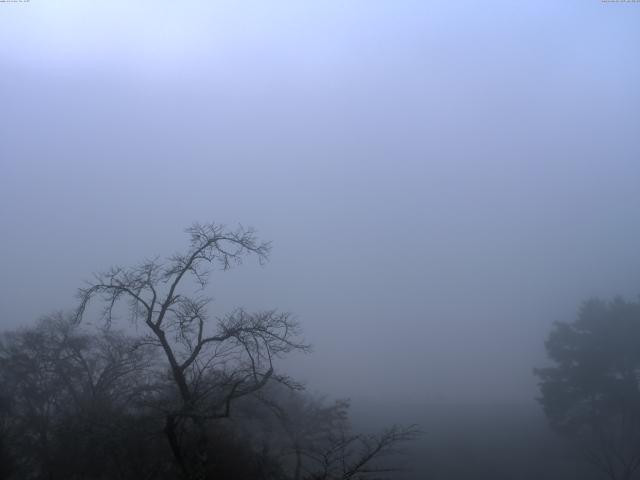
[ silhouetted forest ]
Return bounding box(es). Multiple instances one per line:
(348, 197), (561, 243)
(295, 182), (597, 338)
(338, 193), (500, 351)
(2, 224), (639, 479)
(0, 312), (419, 480)
(0, 224), (418, 480)
(2, 2), (638, 478)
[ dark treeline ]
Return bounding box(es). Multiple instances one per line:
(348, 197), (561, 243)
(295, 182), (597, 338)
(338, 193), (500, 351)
(0, 224), (417, 480)
(0, 313), (417, 480)
(1, 223), (640, 480)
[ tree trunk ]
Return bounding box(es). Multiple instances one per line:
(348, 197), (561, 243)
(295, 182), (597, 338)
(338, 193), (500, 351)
(164, 414), (189, 479)
(191, 418), (209, 480)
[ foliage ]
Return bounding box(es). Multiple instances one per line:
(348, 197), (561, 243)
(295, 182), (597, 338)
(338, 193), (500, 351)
(535, 297), (640, 480)
(0, 313), (168, 480)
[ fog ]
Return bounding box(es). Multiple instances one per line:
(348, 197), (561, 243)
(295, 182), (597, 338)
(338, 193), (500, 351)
(1, 1), (640, 478)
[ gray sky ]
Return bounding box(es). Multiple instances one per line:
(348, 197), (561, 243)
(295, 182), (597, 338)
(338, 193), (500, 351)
(1, 0), (639, 407)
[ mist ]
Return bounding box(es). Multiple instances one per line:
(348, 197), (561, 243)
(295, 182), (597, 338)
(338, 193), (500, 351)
(1, 1), (640, 479)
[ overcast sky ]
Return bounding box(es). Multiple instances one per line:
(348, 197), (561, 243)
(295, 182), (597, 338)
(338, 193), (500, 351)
(1, 0), (639, 407)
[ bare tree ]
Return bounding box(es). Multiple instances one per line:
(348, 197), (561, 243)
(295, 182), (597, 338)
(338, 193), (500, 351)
(75, 223), (310, 479)
(245, 387), (420, 480)
(0, 312), (161, 480)
(305, 425), (420, 480)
